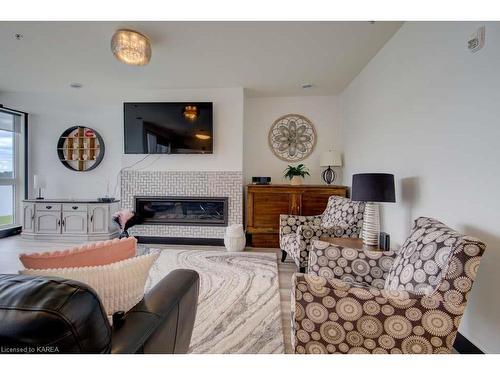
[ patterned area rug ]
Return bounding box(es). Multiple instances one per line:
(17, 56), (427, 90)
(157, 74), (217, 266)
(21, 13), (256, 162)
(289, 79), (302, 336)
(143, 248), (284, 354)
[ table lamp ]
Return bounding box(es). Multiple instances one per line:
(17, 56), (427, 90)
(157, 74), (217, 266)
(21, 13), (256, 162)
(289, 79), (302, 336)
(33, 174), (46, 200)
(320, 150), (342, 184)
(351, 173), (395, 246)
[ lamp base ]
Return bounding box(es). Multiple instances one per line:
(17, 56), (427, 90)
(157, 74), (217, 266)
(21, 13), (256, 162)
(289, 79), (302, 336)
(361, 202), (380, 247)
(35, 188), (44, 200)
(321, 166), (336, 185)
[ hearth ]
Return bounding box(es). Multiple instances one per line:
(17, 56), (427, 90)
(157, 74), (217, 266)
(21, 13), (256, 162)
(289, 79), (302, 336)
(135, 196), (228, 226)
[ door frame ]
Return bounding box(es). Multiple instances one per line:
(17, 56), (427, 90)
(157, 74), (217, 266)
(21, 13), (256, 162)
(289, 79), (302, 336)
(0, 105), (29, 238)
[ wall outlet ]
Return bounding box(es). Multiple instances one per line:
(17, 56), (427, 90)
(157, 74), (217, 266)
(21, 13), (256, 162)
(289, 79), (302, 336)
(468, 26), (485, 53)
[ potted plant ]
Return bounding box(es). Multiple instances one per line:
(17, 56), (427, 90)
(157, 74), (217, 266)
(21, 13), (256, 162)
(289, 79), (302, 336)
(283, 164), (310, 185)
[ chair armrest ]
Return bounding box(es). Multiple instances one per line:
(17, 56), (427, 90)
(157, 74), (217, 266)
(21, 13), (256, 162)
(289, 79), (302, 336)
(111, 269), (200, 354)
(292, 274), (456, 354)
(279, 214), (322, 241)
(307, 240), (395, 287)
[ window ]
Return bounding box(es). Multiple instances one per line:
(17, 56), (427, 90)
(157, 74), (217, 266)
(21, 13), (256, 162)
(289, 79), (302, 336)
(0, 109), (26, 230)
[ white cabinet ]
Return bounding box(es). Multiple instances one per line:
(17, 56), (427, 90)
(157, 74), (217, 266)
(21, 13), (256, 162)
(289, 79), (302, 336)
(22, 203), (35, 233)
(88, 205), (109, 234)
(35, 211), (61, 234)
(22, 200), (119, 241)
(62, 212), (88, 234)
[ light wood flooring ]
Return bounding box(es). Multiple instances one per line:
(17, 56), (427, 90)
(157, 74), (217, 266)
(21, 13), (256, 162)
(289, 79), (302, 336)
(0, 236), (297, 353)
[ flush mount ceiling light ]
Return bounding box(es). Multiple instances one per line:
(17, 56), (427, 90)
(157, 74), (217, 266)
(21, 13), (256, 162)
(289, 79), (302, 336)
(195, 134), (211, 140)
(111, 29), (151, 66)
(183, 105), (199, 121)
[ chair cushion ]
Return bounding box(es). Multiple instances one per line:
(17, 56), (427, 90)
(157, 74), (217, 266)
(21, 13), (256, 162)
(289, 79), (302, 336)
(20, 250), (160, 320)
(320, 196), (365, 232)
(19, 237), (137, 269)
(385, 217), (468, 295)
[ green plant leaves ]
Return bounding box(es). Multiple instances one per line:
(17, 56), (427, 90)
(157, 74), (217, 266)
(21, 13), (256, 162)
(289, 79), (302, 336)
(283, 164), (310, 179)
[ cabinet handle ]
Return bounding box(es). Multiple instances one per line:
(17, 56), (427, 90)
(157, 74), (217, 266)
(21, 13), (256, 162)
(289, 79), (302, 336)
(57, 219), (61, 227)
(46, 205), (52, 209)
(62, 219), (65, 228)
(90, 215), (93, 222)
(72, 206), (78, 210)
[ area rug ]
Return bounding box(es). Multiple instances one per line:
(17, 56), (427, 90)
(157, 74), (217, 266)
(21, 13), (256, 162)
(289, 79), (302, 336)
(143, 248), (285, 354)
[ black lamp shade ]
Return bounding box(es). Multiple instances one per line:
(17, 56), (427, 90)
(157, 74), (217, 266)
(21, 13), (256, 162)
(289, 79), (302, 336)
(351, 173), (395, 203)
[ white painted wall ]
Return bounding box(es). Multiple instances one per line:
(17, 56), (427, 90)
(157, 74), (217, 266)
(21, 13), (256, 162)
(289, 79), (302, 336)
(244, 96), (342, 185)
(0, 87), (244, 199)
(341, 22), (500, 353)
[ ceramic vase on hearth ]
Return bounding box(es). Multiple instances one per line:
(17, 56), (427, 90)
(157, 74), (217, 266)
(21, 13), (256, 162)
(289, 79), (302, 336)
(224, 224), (246, 252)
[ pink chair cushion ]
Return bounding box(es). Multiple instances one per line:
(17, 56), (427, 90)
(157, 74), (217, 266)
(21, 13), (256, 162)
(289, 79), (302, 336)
(19, 237), (137, 270)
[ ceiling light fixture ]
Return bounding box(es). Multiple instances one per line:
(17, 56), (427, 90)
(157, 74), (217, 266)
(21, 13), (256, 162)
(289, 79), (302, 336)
(183, 105), (199, 121)
(69, 83), (83, 89)
(111, 29), (151, 66)
(301, 83), (313, 89)
(195, 134), (211, 140)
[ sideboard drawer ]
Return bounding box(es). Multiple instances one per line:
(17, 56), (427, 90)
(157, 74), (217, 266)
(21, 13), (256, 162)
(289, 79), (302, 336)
(62, 203), (87, 212)
(36, 203), (61, 211)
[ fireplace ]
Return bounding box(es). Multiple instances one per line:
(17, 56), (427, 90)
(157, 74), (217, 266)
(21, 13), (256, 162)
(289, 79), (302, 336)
(135, 196), (228, 226)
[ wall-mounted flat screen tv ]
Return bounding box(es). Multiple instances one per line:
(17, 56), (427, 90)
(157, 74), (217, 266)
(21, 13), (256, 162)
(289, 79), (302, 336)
(124, 102), (213, 154)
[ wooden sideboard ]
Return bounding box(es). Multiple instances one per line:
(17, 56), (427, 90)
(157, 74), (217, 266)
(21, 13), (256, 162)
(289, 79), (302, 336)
(246, 184), (348, 248)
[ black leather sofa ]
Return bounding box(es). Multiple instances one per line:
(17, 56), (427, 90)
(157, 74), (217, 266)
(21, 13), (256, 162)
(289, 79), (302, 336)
(0, 269), (200, 354)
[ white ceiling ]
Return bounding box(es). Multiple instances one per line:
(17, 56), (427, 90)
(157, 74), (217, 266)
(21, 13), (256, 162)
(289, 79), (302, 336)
(0, 21), (402, 97)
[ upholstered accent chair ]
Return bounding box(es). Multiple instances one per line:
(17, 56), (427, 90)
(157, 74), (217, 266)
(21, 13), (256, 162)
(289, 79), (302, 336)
(292, 217), (486, 354)
(279, 196), (365, 272)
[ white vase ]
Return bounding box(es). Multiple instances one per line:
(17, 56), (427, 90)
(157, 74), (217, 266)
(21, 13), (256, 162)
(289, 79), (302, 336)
(290, 176), (302, 185)
(224, 224), (246, 252)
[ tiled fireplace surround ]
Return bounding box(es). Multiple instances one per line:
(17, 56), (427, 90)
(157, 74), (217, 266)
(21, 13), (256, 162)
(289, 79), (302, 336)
(121, 170), (243, 239)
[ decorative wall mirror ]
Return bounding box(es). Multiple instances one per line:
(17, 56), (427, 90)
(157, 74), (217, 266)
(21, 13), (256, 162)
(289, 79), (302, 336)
(57, 126), (105, 171)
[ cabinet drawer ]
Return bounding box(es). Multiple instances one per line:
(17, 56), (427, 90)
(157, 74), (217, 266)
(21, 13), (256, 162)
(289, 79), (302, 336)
(62, 203), (87, 212)
(36, 203), (61, 211)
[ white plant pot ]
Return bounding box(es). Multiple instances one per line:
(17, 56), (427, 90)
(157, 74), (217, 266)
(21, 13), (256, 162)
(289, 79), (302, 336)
(290, 176), (302, 185)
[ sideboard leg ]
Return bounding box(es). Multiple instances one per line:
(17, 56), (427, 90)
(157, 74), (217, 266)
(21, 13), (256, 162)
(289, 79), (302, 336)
(281, 250), (287, 262)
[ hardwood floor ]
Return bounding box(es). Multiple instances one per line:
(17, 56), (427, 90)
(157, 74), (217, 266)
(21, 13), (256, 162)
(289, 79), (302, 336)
(0, 236), (297, 354)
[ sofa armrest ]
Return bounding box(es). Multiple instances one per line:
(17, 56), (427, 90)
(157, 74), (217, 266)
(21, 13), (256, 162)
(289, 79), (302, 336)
(292, 273), (457, 354)
(307, 240), (395, 287)
(111, 269), (200, 354)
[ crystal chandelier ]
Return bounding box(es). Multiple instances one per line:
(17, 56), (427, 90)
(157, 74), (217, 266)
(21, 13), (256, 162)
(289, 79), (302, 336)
(111, 29), (151, 66)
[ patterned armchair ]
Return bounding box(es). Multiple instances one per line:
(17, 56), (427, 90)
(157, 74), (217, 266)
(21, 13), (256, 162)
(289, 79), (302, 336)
(292, 217), (486, 354)
(279, 196), (365, 272)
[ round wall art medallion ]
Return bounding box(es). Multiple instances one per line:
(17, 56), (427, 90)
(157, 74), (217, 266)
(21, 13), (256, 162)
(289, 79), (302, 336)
(268, 114), (317, 162)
